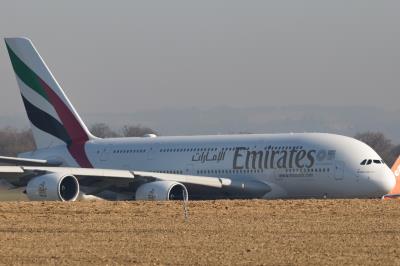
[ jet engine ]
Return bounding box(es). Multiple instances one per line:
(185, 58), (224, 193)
(26, 173), (80, 201)
(135, 181), (188, 201)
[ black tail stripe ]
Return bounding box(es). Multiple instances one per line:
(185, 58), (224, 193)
(21, 95), (71, 145)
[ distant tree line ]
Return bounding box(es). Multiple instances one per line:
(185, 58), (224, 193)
(0, 126), (398, 166)
(0, 124), (157, 156)
(0, 127), (35, 157)
(354, 132), (400, 166)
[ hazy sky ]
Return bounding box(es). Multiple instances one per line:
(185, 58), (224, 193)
(0, 1), (399, 118)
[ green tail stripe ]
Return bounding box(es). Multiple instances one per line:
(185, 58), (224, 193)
(6, 43), (49, 101)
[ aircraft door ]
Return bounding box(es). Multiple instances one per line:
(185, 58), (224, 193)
(334, 161), (345, 180)
(147, 143), (159, 160)
(100, 145), (113, 162)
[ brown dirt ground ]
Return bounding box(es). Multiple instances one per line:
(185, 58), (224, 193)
(0, 199), (399, 265)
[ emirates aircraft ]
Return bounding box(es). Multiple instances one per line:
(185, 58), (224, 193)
(0, 37), (396, 201)
(382, 156), (400, 199)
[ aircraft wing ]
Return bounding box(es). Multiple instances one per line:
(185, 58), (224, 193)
(0, 165), (230, 187)
(0, 165), (232, 200)
(132, 170), (231, 187)
(0, 156), (61, 166)
(0, 155), (271, 200)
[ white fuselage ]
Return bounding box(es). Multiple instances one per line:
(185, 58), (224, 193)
(24, 133), (395, 199)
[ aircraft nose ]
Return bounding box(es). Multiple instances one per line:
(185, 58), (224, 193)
(376, 168), (396, 194)
(359, 167), (396, 197)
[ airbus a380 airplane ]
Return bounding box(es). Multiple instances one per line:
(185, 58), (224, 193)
(0, 37), (396, 201)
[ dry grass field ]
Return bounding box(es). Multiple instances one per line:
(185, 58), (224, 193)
(0, 199), (399, 265)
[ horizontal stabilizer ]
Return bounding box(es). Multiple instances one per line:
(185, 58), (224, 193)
(0, 156), (62, 166)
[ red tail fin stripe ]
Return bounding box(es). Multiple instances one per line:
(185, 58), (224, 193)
(68, 143), (93, 168)
(38, 78), (93, 168)
(39, 79), (88, 142)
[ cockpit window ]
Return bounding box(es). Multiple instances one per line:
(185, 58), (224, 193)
(361, 159), (384, 165)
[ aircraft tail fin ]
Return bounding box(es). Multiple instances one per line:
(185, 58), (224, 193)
(4, 37), (95, 148)
(389, 156), (400, 194)
(4, 37), (95, 167)
(382, 156), (400, 199)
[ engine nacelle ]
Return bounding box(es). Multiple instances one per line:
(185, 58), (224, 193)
(26, 173), (80, 201)
(135, 181), (188, 201)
